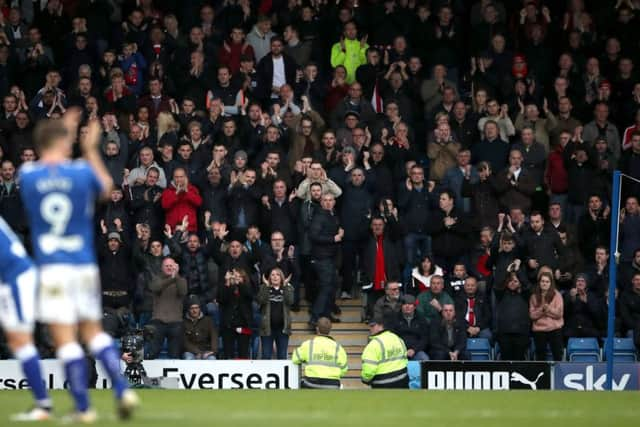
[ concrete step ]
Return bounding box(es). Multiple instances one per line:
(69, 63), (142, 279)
(289, 333), (369, 347)
(291, 321), (369, 332)
(342, 378), (369, 389)
(299, 298), (364, 308)
(290, 309), (363, 323)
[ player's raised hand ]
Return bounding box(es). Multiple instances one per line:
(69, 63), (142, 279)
(61, 107), (83, 138)
(81, 117), (103, 153)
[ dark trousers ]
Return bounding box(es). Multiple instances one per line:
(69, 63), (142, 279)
(497, 333), (529, 360)
(147, 320), (183, 359)
(221, 328), (251, 359)
(533, 329), (564, 361)
(370, 370), (409, 389)
(311, 258), (337, 322)
(341, 239), (363, 293)
(301, 255), (317, 304)
(261, 330), (290, 359)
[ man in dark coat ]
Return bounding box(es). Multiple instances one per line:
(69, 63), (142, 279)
(308, 193), (342, 327)
(429, 303), (468, 360)
(454, 277), (492, 341)
(255, 36), (297, 104)
(391, 295), (430, 361)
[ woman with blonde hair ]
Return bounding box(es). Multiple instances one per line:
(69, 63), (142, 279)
(529, 271), (564, 361)
(257, 268), (294, 359)
(156, 111), (179, 145)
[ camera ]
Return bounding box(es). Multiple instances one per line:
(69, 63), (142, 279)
(121, 328), (148, 386)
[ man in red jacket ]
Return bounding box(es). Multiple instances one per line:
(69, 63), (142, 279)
(161, 167), (202, 233)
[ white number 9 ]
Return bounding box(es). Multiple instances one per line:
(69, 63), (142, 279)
(40, 193), (72, 236)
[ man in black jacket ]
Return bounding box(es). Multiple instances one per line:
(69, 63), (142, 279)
(255, 36), (298, 105)
(454, 277), (492, 341)
(127, 166), (164, 239)
(429, 303), (468, 360)
(298, 182), (322, 306)
(362, 210), (404, 320)
(397, 164), (436, 282)
(429, 189), (473, 273)
(201, 166), (228, 224)
(167, 226), (217, 314)
(260, 179), (298, 245)
(392, 295), (430, 361)
(227, 168), (261, 241)
(309, 193), (343, 327)
(338, 167), (375, 299)
(519, 211), (566, 280)
(620, 273), (640, 349)
(98, 229), (134, 338)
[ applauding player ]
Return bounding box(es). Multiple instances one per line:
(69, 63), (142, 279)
(19, 109), (139, 422)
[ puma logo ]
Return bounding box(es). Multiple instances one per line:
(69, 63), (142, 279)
(510, 372), (545, 390)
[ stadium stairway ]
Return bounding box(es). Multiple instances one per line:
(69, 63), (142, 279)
(288, 294), (371, 389)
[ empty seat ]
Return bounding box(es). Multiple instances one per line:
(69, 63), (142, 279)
(467, 338), (492, 360)
(604, 338), (637, 362)
(567, 337), (601, 362)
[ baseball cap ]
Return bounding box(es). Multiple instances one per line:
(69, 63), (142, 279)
(368, 315), (385, 326)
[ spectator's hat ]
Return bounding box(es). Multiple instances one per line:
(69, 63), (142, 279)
(344, 110), (360, 120)
(234, 150), (248, 161)
(599, 80), (612, 90)
(187, 294), (201, 307)
(401, 294), (416, 305)
(368, 315), (385, 326)
(107, 232), (122, 242)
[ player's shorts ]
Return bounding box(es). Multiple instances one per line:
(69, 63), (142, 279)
(0, 267), (37, 332)
(38, 264), (102, 324)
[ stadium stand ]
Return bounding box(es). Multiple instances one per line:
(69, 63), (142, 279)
(0, 0), (639, 386)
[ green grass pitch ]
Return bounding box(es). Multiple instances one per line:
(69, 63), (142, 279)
(1, 390), (638, 426)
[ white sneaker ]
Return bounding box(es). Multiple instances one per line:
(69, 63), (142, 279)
(60, 409), (97, 424)
(117, 389), (140, 420)
(340, 291), (352, 300)
(10, 407), (52, 422)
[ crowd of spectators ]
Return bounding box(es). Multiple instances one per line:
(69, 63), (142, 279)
(0, 0), (639, 362)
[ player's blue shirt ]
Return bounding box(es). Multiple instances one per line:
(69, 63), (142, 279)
(18, 160), (103, 266)
(0, 216), (33, 281)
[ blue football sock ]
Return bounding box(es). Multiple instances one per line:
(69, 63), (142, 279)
(89, 332), (128, 399)
(58, 343), (90, 412)
(15, 345), (51, 408)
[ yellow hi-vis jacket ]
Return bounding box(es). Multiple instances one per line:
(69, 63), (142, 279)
(361, 330), (408, 384)
(330, 38), (368, 84)
(292, 335), (348, 380)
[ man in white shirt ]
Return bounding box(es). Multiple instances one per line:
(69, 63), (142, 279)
(256, 36), (297, 104)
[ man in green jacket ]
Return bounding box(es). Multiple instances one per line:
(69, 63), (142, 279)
(330, 21), (368, 84)
(416, 275), (454, 324)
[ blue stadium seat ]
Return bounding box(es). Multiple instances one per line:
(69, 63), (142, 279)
(604, 338), (637, 362)
(493, 342), (501, 360)
(567, 337), (601, 362)
(467, 338), (492, 360)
